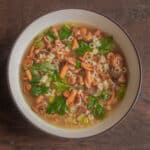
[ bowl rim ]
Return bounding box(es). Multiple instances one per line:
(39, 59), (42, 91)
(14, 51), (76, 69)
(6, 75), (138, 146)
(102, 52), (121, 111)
(7, 8), (142, 139)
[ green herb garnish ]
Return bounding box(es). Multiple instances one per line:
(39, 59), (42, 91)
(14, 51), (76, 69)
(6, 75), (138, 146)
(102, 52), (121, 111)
(98, 36), (115, 55)
(30, 67), (41, 85)
(93, 104), (105, 118)
(88, 95), (105, 118)
(46, 96), (68, 115)
(50, 70), (71, 93)
(59, 25), (72, 39)
(75, 60), (81, 68)
(50, 70), (61, 82)
(75, 41), (91, 56)
(29, 62), (56, 95)
(34, 38), (44, 49)
(30, 62), (55, 74)
(44, 29), (57, 42)
(117, 85), (126, 100)
(30, 74), (41, 85)
(100, 91), (109, 101)
(54, 81), (71, 92)
(88, 96), (98, 109)
(63, 40), (72, 48)
(30, 84), (49, 96)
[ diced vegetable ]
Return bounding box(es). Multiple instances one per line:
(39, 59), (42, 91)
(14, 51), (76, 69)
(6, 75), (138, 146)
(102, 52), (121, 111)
(117, 85), (126, 100)
(60, 63), (69, 79)
(77, 114), (89, 124)
(46, 96), (68, 115)
(66, 90), (77, 105)
(77, 114), (85, 122)
(75, 41), (91, 56)
(30, 84), (49, 96)
(25, 69), (32, 81)
(88, 95), (105, 119)
(59, 25), (72, 39)
(98, 36), (115, 55)
(82, 116), (89, 124)
(49, 96), (55, 103)
(69, 106), (77, 113)
(75, 60), (81, 68)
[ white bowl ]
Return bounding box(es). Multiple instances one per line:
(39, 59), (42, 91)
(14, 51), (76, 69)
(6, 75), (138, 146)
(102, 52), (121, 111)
(8, 9), (141, 138)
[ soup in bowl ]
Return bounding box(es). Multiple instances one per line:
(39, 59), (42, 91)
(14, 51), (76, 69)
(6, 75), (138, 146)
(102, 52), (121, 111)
(8, 9), (141, 138)
(21, 23), (128, 128)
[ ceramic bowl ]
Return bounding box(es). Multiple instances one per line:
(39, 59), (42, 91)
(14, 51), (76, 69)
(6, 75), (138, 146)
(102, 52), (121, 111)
(8, 9), (141, 138)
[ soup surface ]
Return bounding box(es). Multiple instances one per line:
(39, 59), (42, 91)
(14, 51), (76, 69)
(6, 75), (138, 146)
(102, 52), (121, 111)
(21, 23), (128, 128)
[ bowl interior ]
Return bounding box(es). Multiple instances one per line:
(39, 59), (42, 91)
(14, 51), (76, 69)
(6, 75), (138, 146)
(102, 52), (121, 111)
(8, 9), (141, 138)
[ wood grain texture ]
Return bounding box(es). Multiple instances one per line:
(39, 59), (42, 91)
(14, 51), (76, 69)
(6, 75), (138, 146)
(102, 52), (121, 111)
(0, 0), (150, 149)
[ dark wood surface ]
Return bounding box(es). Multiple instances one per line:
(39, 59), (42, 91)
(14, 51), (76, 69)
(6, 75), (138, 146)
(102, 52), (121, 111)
(0, 0), (150, 149)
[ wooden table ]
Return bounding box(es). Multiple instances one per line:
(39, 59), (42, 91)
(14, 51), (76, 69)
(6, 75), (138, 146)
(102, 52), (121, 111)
(0, 0), (149, 149)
